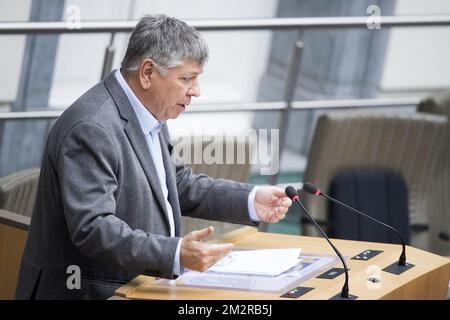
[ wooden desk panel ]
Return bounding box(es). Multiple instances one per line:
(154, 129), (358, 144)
(0, 223), (27, 299)
(115, 227), (450, 300)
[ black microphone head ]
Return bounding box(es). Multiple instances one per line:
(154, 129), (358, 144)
(303, 182), (321, 196)
(285, 186), (299, 201)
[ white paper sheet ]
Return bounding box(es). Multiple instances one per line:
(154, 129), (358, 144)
(207, 248), (302, 276)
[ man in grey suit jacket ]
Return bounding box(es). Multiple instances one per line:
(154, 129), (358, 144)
(15, 14), (292, 300)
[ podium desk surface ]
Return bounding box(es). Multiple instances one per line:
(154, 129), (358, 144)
(114, 227), (450, 300)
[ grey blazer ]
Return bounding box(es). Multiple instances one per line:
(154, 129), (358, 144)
(15, 72), (255, 300)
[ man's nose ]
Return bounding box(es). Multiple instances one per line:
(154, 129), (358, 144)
(188, 84), (200, 97)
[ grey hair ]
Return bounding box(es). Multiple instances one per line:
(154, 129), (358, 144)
(121, 14), (208, 76)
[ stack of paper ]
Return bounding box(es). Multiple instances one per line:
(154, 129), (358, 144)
(207, 248), (302, 276)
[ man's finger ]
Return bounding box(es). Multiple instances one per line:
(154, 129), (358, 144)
(277, 206), (289, 215)
(283, 198), (293, 207)
(187, 225), (214, 241)
(276, 197), (292, 207)
(272, 187), (289, 197)
(203, 243), (234, 256)
(275, 212), (286, 220)
(203, 244), (234, 269)
(269, 215), (279, 223)
(192, 243), (234, 271)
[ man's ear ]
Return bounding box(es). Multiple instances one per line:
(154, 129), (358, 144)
(138, 58), (155, 90)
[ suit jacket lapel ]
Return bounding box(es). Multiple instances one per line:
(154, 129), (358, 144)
(103, 72), (169, 220)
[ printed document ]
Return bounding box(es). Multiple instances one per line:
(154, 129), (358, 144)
(207, 248), (302, 276)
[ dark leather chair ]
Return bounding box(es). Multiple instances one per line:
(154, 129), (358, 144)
(328, 170), (409, 245)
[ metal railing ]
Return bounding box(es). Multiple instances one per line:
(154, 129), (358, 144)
(2, 15), (450, 34)
(0, 97), (420, 120)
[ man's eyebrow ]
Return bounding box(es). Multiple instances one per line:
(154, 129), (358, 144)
(185, 71), (201, 76)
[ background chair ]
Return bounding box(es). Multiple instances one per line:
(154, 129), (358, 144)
(0, 168), (40, 217)
(328, 169), (410, 244)
(300, 111), (447, 252)
(174, 136), (255, 236)
(417, 91), (450, 256)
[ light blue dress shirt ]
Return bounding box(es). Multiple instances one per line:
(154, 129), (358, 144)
(114, 69), (258, 275)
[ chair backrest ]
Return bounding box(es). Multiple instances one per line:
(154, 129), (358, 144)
(172, 136), (255, 237)
(417, 91), (450, 255)
(0, 168), (40, 217)
(329, 170), (409, 244)
(300, 111), (447, 251)
(173, 135), (254, 182)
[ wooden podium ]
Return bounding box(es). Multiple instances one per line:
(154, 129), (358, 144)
(114, 227), (450, 300)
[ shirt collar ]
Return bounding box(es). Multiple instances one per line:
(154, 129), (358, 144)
(114, 69), (164, 135)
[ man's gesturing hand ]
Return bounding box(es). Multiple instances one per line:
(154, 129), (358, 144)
(255, 186), (293, 223)
(180, 226), (234, 272)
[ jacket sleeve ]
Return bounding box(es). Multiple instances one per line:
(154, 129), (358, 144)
(57, 121), (179, 279)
